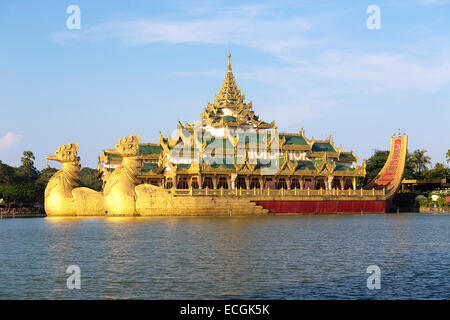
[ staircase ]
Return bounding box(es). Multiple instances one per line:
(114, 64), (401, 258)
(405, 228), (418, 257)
(170, 196), (270, 215)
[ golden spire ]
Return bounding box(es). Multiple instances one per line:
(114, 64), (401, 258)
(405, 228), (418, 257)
(212, 52), (244, 108)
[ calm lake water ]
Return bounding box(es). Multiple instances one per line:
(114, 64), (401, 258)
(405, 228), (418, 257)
(0, 214), (448, 299)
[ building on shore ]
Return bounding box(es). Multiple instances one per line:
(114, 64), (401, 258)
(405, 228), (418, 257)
(98, 54), (366, 191)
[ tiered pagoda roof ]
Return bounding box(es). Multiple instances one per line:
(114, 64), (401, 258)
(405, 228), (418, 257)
(199, 53), (273, 129)
(98, 53), (364, 182)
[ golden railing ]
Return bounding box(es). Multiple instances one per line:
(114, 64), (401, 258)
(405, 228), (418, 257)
(167, 187), (386, 198)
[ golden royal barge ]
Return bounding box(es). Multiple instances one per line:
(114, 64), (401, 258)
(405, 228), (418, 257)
(44, 54), (408, 216)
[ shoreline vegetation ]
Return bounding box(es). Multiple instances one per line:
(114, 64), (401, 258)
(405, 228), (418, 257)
(1, 149), (449, 216)
(0, 151), (101, 215)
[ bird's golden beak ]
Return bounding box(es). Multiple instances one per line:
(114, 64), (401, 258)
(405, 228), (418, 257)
(46, 155), (58, 161)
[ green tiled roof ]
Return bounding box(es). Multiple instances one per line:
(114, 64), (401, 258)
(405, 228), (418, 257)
(339, 153), (355, 160)
(295, 160), (317, 171)
(254, 159), (283, 169)
(311, 142), (335, 152)
(280, 134), (308, 146)
(235, 133), (267, 145)
(104, 152), (121, 159)
(205, 137), (234, 150)
(141, 163), (159, 173)
(210, 163), (236, 169)
(175, 163), (191, 169)
(223, 115), (236, 122)
(334, 162), (355, 171)
(139, 144), (162, 155)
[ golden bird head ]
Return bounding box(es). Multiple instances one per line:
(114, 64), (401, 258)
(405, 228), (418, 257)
(114, 134), (141, 157)
(46, 142), (80, 164)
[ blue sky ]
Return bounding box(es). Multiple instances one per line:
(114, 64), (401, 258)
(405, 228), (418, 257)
(0, 0), (449, 169)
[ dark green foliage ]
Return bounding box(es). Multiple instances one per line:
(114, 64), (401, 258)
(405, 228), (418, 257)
(362, 150), (389, 186)
(362, 148), (449, 187)
(0, 160), (15, 184)
(79, 167), (102, 191)
(410, 149), (432, 174)
(424, 163), (449, 179)
(0, 151), (103, 212)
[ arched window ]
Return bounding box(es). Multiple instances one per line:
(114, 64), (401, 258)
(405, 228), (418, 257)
(236, 177), (247, 189)
(264, 178), (275, 189)
(177, 177), (188, 189)
(191, 177), (199, 189)
(276, 178), (287, 189)
(202, 177), (214, 189)
(344, 178), (353, 190)
(315, 178), (326, 190)
(217, 177), (228, 189)
(303, 178), (314, 190)
(332, 178), (341, 190)
(250, 177), (261, 189)
(290, 178), (300, 189)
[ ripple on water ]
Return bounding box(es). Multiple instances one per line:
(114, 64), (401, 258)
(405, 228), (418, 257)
(0, 214), (448, 299)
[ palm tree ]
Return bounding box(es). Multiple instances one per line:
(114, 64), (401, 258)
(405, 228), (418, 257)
(412, 149), (432, 173)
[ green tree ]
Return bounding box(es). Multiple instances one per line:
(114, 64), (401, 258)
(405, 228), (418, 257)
(16, 151), (39, 182)
(446, 149), (450, 164)
(0, 160), (15, 184)
(403, 152), (417, 180)
(362, 150), (389, 186)
(361, 149), (420, 186)
(21, 151), (35, 168)
(411, 149), (431, 174)
(0, 182), (40, 212)
(79, 167), (102, 191)
(424, 163), (449, 179)
(36, 167), (58, 188)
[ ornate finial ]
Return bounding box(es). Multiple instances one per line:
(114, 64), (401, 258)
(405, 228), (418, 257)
(227, 52), (232, 72)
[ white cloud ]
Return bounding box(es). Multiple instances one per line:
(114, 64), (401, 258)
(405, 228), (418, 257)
(296, 51), (450, 95)
(50, 5), (314, 57)
(0, 132), (22, 151)
(49, 4), (450, 125)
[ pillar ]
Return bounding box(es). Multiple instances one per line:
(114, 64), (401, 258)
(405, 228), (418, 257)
(173, 175), (177, 189)
(327, 176), (333, 190)
(352, 177), (356, 190)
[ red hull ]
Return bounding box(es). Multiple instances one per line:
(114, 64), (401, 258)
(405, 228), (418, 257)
(254, 200), (388, 214)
